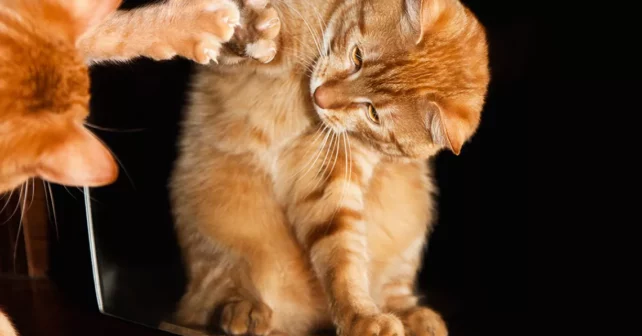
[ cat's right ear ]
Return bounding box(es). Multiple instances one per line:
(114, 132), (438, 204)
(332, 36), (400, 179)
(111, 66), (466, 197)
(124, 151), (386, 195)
(403, 0), (461, 43)
(36, 124), (119, 187)
(425, 100), (479, 156)
(58, 0), (122, 38)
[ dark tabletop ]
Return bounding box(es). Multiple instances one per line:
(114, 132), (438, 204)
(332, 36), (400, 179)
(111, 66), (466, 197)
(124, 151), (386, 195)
(0, 277), (171, 336)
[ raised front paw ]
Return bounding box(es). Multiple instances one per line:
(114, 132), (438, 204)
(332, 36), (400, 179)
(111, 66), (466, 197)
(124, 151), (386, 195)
(220, 299), (273, 336)
(401, 307), (447, 336)
(224, 0), (281, 63)
(341, 314), (405, 336)
(150, 0), (240, 64)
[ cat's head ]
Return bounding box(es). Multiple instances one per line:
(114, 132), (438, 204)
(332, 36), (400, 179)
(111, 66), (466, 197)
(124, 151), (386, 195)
(310, 0), (489, 159)
(0, 0), (121, 193)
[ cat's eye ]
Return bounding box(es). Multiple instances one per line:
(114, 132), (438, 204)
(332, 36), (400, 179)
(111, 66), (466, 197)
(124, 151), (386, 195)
(351, 46), (363, 70)
(366, 104), (379, 124)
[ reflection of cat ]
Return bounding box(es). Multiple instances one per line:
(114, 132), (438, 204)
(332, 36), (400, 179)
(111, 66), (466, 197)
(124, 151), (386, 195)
(170, 0), (489, 336)
(0, 0), (265, 194)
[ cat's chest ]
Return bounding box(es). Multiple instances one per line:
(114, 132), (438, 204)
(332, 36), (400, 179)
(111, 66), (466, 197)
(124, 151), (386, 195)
(204, 68), (315, 161)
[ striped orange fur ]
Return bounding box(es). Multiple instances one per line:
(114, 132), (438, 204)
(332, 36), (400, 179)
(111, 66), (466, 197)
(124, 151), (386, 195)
(170, 0), (489, 336)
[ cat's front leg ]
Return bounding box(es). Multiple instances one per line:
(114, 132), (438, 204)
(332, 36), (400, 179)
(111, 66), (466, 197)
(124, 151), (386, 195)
(79, 0), (240, 64)
(285, 144), (404, 336)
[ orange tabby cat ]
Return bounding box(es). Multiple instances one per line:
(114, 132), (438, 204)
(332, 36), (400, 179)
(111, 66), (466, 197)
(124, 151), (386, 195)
(0, 0), (274, 194)
(170, 0), (489, 336)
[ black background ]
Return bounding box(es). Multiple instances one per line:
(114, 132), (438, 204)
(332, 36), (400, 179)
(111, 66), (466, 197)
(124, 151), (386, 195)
(47, 1), (533, 335)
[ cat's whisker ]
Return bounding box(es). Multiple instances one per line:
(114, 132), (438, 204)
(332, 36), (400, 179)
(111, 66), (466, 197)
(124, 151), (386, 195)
(281, 48), (316, 72)
(281, 3), (323, 55)
(77, 187), (102, 204)
(0, 188), (15, 215)
(1, 185), (23, 225)
(13, 182), (28, 271)
(103, 145), (135, 190)
(313, 131), (336, 181)
(84, 122), (146, 133)
(287, 124), (327, 182)
(328, 132), (349, 223)
(42, 181), (59, 240)
(63, 186), (78, 200)
(312, 130), (341, 191)
(28, 178), (35, 210)
(296, 127), (331, 183)
(305, 0), (328, 44)
(297, 126), (332, 182)
(305, 131), (336, 190)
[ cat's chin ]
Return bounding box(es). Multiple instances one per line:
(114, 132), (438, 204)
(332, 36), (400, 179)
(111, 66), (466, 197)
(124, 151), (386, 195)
(312, 104), (347, 134)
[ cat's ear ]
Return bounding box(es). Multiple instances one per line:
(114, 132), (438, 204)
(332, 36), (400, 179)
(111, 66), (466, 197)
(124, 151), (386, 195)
(56, 0), (122, 38)
(426, 101), (478, 155)
(404, 0), (461, 43)
(36, 124), (118, 187)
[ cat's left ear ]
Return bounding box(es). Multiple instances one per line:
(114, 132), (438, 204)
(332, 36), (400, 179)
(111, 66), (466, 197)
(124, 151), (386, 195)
(403, 0), (462, 43)
(425, 101), (479, 155)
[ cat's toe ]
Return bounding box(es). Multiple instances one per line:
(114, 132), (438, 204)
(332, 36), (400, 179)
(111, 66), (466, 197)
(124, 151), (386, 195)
(401, 307), (447, 336)
(254, 7), (280, 40)
(147, 43), (177, 61)
(193, 35), (223, 64)
(343, 314), (405, 336)
(246, 40), (277, 63)
(244, 0), (268, 10)
(198, 1), (240, 42)
(220, 300), (273, 336)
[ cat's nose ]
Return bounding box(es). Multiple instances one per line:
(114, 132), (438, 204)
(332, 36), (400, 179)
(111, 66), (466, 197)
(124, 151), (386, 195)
(314, 85), (349, 110)
(313, 86), (332, 109)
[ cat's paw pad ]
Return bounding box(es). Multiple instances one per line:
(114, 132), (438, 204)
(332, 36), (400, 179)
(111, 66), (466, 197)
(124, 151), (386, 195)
(159, 0), (241, 64)
(220, 300), (273, 336)
(342, 314), (405, 336)
(225, 1), (280, 63)
(401, 307), (447, 336)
